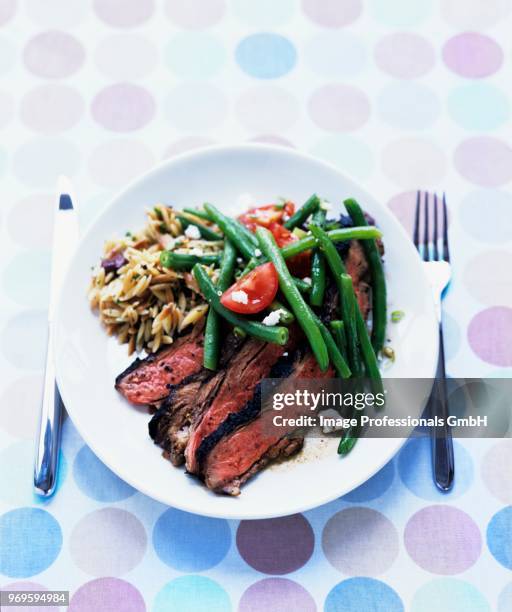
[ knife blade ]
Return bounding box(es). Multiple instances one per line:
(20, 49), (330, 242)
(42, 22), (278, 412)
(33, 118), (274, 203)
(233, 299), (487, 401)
(34, 176), (79, 496)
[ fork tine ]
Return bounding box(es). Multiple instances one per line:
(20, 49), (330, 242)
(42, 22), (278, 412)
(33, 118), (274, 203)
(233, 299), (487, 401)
(433, 193), (439, 261)
(442, 192), (450, 262)
(413, 190), (421, 252)
(423, 191), (429, 261)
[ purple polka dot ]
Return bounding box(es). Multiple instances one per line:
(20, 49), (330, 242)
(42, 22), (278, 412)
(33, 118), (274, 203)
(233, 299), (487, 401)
(468, 307), (512, 367)
(237, 514), (314, 574)
(24, 31), (85, 79)
(163, 137), (216, 158)
(375, 33), (435, 79)
(250, 134), (295, 148)
(69, 508), (147, 576)
(92, 84), (155, 132)
(165, 0), (225, 29)
(21, 85), (84, 133)
(323, 508), (399, 575)
(2, 582), (56, 612)
(309, 84), (370, 132)
(302, 0), (362, 27)
(239, 578), (315, 612)
(443, 33), (503, 78)
(404, 505), (482, 574)
(94, 0), (154, 28)
(454, 137), (512, 187)
(89, 139), (155, 188)
(236, 86), (299, 133)
(69, 578), (145, 612)
(0, 0), (16, 25)
(383, 139), (447, 188)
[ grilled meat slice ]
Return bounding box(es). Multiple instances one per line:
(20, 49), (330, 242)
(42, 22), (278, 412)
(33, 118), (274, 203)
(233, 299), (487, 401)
(203, 350), (334, 495)
(115, 326), (204, 406)
(345, 240), (371, 319)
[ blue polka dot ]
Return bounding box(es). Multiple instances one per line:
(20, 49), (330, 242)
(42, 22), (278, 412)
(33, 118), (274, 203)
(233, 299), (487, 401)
(0, 508), (62, 577)
(325, 578), (403, 612)
(498, 583), (512, 612)
(487, 506), (512, 569)
(378, 82), (441, 130)
(443, 312), (462, 361)
(73, 444), (135, 502)
(398, 437), (473, 500)
(236, 33), (296, 79)
(2, 251), (50, 307)
(153, 508), (231, 571)
(165, 33), (226, 78)
(154, 576), (231, 612)
(411, 578), (490, 612)
(448, 84), (509, 132)
(0, 441), (67, 506)
(342, 459), (394, 502)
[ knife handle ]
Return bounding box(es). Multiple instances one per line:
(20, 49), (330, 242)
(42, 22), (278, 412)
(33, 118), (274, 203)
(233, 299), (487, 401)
(34, 322), (63, 497)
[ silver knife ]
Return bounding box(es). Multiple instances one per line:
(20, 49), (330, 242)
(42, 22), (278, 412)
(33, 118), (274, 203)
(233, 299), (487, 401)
(34, 176), (79, 496)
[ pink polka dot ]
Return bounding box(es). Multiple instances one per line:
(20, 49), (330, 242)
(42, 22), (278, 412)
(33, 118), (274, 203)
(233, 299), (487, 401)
(443, 33), (503, 78)
(89, 139), (155, 188)
(0, 91), (14, 129)
(70, 508), (147, 576)
(236, 86), (299, 133)
(308, 84), (370, 132)
(239, 578), (315, 612)
(383, 138), (447, 188)
(302, 0), (362, 27)
(468, 307), (512, 367)
(463, 251), (512, 307)
(92, 84), (155, 132)
(93, 0), (154, 28)
(375, 33), (435, 79)
(21, 84), (84, 133)
(165, 0), (225, 29)
(0, 0), (16, 25)
(69, 578), (145, 612)
(387, 190), (450, 236)
(24, 31), (85, 78)
(454, 137), (512, 187)
(163, 137), (216, 158)
(94, 34), (158, 80)
(2, 582), (56, 612)
(405, 505), (481, 574)
(250, 134), (295, 148)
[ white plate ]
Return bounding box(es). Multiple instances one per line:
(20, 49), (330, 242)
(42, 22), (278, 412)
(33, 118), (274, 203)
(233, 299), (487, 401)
(55, 144), (438, 519)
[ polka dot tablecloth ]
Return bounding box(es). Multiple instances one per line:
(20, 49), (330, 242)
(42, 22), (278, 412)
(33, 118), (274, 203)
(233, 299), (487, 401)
(1, 1), (511, 611)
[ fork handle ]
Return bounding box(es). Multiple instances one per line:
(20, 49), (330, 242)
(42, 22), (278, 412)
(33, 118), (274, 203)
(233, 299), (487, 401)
(430, 325), (454, 491)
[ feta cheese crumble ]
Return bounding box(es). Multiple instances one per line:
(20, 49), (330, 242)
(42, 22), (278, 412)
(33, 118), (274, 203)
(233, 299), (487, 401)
(231, 290), (248, 304)
(302, 277), (312, 285)
(184, 224), (201, 239)
(262, 309), (286, 326)
(254, 248), (262, 257)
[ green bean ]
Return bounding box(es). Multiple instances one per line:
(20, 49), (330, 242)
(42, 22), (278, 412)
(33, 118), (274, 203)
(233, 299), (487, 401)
(240, 257), (258, 278)
(330, 320), (347, 358)
(344, 198), (387, 353)
(203, 240), (237, 370)
(269, 300), (295, 324)
(160, 251), (220, 270)
(232, 218), (259, 246)
(175, 213), (222, 241)
(309, 208), (327, 307)
(255, 227), (329, 371)
(280, 226), (382, 259)
(308, 224), (381, 388)
(183, 207), (211, 221)
(193, 264), (289, 345)
(203, 203), (256, 260)
(340, 274), (363, 377)
(338, 419), (361, 455)
(292, 277), (311, 294)
(315, 316), (351, 378)
(233, 326), (247, 339)
(284, 194), (321, 230)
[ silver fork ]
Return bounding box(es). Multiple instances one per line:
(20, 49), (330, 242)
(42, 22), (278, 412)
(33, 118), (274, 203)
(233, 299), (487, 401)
(414, 191), (454, 491)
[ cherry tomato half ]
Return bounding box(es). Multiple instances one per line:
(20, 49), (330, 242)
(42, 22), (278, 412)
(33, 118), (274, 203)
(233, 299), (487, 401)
(269, 223), (311, 278)
(220, 262), (278, 314)
(239, 202), (295, 232)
